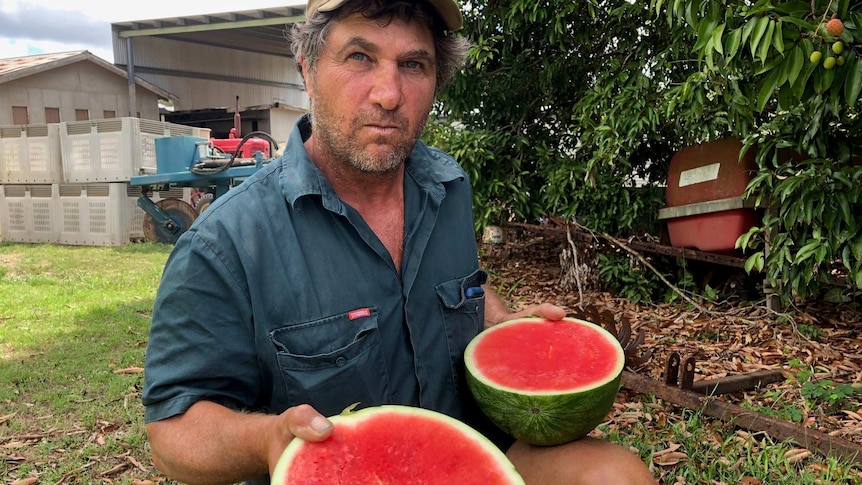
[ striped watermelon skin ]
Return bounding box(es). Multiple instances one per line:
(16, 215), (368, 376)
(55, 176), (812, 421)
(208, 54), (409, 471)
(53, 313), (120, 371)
(465, 318), (624, 446)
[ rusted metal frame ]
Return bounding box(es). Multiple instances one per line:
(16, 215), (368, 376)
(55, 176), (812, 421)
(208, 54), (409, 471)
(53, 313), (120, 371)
(503, 222), (749, 269)
(622, 371), (862, 466)
(664, 351), (784, 396)
(691, 369), (786, 396)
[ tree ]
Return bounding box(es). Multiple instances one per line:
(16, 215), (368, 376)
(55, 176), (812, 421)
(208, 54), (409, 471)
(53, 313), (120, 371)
(661, 0), (862, 303)
(425, 0), (862, 304)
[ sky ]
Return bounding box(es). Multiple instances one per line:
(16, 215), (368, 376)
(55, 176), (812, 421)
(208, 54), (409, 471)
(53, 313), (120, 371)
(0, 0), (303, 63)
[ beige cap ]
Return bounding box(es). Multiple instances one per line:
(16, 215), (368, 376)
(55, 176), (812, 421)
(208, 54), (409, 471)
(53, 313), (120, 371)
(306, 0), (463, 31)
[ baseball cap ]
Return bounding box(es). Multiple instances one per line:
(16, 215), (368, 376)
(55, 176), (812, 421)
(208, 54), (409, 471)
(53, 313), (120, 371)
(305, 0), (463, 32)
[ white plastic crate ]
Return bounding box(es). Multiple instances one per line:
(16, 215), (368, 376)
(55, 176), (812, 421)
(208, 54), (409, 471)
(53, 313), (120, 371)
(0, 184), (59, 243)
(0, 124), (63, 183)
(125, 184), (193, 242)
(57, 183), (132, 246)
(60, 118), (211, 183)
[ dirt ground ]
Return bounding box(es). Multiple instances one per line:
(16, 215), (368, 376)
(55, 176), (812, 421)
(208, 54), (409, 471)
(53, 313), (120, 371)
(479, 226), (862, 455)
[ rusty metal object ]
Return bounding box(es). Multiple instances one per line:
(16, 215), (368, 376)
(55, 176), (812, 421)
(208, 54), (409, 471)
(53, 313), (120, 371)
(569, 305), (653, 369)
(622, 370), (862, 465)
(691, 369), (785, 395)
(505, 222), (749, 268)
(663, 351), (786, 395)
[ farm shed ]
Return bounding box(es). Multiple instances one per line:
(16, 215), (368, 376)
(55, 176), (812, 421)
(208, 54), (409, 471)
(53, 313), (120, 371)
(0, 50), (172, 124)
(110, 4), (308, 142)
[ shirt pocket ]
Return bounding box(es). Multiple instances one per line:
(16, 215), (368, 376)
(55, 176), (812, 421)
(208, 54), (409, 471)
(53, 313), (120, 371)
(269, 308), (391, 416)
(435, 269), (487, 391)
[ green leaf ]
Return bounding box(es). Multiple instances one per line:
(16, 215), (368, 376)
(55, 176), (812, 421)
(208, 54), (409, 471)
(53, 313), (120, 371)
(741, 16), (758, 43)
(695, 17), (720, 52)
(750, 16), (771, 59)
(813, 64), (835, 93)
(791, 39), (818, 100)
(786, 45), (804, 87)
(772, 20), (784, 54)
(756, 67), (781, 112)
(713, 23), (726, 55)
(852, 237), (862, 262)
(845, 57), (862, 106)
(725, 28), (742, 62)
(795, 241), (822, 264)
(705, 39), (715, 70)
(773, 1), (813, 16)
(757, 20), (775, 64)
(744, 252), (765, 273)
(777, 16), (817, 31)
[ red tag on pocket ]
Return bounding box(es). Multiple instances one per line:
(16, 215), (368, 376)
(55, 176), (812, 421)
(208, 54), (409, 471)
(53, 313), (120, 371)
(348, 308), (371, 320)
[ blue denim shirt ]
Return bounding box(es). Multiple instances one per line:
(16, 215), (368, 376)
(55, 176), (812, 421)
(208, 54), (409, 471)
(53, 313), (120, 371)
(142, 115), (490, 481)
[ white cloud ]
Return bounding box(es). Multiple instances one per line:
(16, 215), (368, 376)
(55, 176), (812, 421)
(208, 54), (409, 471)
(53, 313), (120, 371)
(0, 1), (301, 62)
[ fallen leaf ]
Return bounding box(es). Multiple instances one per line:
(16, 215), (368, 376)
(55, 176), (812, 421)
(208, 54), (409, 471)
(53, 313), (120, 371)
(784, 448), (812, 463)
(654, 451), (689, 466)
(11, 478), (38, 485)
(2, 441), (28, 449)
(114, 366), (145, 374)
(0, 412), (16, 425)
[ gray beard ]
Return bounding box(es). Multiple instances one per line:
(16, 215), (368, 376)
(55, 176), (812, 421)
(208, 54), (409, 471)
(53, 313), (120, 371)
(309, 100), (424, 174)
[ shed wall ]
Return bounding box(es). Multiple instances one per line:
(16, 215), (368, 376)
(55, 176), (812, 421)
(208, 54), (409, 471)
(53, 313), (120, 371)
(113, 36), (307, 112)
(0, 62), (161, 124)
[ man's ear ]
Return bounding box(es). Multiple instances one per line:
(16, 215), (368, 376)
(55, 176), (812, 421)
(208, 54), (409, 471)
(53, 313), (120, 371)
(299, 56), (314, 98)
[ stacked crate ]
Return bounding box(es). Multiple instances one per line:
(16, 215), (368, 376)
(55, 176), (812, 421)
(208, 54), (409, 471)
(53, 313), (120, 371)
(0, 124), (63, 243)
(0, 118), (207, 246)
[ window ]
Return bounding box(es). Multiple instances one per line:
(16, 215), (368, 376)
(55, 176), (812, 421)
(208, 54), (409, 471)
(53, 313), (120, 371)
(103, 110), (116, 119)
(12, 106), (29, 124)
(45, 107), (60, 123)
(75, 109), (89, 121)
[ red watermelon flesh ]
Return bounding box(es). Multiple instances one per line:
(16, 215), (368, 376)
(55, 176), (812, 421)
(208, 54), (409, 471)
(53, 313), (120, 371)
(474, 319), (621, 392)
(271, 405), (524, 484)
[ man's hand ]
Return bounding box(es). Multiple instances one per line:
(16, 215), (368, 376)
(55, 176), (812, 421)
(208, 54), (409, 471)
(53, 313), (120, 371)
(483, 284), (566, 328)
(266, 404), (334, 475)
(500, 302), (566, 323)
(147, 401), (333, 484)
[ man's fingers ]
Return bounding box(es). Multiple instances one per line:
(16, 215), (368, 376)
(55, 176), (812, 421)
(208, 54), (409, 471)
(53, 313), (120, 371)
(284, 404), (333, 442)
(505, 303), (567, 322)
(531, 303), (567, 320)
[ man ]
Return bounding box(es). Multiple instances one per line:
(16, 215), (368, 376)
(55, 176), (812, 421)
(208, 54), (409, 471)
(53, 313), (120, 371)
(142, 1), (656, 484)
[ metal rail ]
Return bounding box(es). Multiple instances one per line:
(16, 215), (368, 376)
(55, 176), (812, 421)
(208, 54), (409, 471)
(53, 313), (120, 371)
(622, 371), (862, 465)
(503, 222), (750, 269)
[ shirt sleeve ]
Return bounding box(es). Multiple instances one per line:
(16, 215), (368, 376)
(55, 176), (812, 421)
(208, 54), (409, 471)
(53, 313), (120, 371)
(142, 229), (260, 423)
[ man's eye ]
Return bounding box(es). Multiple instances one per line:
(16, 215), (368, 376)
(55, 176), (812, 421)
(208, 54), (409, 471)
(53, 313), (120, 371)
(349, 52), (369, 61)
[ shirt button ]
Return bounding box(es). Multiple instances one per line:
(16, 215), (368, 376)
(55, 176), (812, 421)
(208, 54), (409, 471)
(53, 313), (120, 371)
(335, 356), (346, 367)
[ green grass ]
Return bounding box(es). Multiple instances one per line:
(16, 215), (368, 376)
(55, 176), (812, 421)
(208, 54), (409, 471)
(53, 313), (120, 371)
(1, 242), (861, 484)
(0, 242), (174, 484)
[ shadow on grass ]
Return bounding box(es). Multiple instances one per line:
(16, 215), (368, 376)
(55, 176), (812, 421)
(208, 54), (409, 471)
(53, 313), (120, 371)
(0, 295), (171, 482)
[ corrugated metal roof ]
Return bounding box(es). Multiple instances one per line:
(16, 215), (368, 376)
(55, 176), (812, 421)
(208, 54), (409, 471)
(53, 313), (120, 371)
(112, 5), (306, 58)
(0, 50), (177, 101)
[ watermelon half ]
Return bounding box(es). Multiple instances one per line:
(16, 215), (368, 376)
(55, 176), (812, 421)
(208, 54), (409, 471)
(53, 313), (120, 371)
(271, 404), (525, 484)
(464, 317), (625, 446)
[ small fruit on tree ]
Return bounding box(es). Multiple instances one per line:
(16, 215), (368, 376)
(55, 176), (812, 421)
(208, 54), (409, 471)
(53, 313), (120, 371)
(823, 56), (837, 70)
(837, 55), (846, 66)
(826, 18), (845, 36)
(810, 51), (823, 64)
(832, 41), (844, 55)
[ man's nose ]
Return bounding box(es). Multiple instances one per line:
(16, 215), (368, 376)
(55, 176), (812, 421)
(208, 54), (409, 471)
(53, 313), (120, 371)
(369, 62), (403, 111)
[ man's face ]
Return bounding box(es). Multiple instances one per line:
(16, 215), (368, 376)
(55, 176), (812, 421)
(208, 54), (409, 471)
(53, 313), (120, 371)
(304, 13), (438, 173)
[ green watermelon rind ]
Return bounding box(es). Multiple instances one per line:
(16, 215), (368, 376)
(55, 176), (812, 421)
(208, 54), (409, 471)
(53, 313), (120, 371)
(464, 317), (625, 446)
(271, 404), (526, 484)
